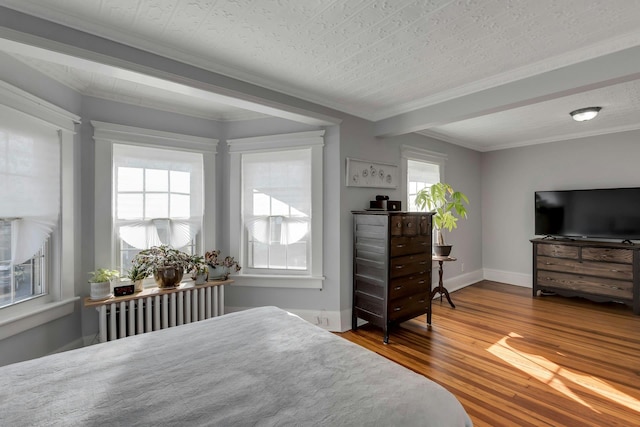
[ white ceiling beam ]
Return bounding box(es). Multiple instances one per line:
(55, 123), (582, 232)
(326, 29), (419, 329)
(373, 46), (640, 137)
(0, 6), (341, 127)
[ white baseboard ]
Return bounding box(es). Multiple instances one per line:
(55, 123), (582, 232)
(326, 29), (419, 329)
(441, 268), (484, 293)
(483, 268), (531, 287)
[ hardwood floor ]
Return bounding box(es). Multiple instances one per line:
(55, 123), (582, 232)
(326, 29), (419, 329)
(339, 281), (640, 426)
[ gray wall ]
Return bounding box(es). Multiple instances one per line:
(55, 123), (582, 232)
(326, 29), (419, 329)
(481, 130), (640, 282)
(339, 127), (483, 317)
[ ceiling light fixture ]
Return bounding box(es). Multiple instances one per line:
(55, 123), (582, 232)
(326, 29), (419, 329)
(570, 107), (602, 122)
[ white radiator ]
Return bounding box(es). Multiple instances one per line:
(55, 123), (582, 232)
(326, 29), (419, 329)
(95, 285), (225, 342)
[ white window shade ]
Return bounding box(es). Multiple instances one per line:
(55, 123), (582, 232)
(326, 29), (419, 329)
(242, 149), (311, 247)
(113, 144), (203, 249)
(0, 104), (60, 265)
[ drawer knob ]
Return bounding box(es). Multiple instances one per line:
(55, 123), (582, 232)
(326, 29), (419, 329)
(419, 261), (427, 265)
(394, 307), (402, 312)
(394, 286), (402, 290)
(396, 223), (402, 228)
(396, 244), (406, 248)
(395, 265), (405, 269)
(418, 280), (425, 284)
(406, 223), (412, 227)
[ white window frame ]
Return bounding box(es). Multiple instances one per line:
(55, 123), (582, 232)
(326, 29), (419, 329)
(0, 81), (79, 341)
(92, 121), (217, 271)
(401, 145), (447, 211)
(228, 130), (324, 289)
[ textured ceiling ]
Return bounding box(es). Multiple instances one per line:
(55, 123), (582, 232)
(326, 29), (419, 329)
(2, 0), (640, 151)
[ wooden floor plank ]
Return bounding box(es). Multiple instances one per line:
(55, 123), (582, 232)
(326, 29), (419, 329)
(339, 281), (640, 427)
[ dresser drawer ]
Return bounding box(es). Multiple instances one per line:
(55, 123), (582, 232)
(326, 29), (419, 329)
(390, 253), (430, 278)
(390, 236), (430, 257)
(389, 272), (430, 300)
(582, 247), (633, 264)
(537, 270), (633, 300)
(537, 256), (633, 281)
(537, 244), (579, 259)
(390, 215), (419, 236)
(388, 292), (429, 321)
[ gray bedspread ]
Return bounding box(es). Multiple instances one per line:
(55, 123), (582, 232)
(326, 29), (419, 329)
(0, 306), (472, 426)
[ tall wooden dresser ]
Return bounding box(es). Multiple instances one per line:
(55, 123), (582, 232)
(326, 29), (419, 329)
(352, 211), (434, 343)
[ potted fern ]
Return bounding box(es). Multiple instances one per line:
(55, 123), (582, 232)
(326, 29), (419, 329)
(415, 182), (469, 256)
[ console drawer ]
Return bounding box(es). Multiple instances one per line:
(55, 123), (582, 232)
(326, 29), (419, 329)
(537, 270), (633, 300)
(537, 256), (633, 281)
(582, 247), (633, 264)
(537, 244), (579, 259)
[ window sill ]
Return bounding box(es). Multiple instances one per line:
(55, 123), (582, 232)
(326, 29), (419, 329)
(0, 297), (78, 341)
(230, 275), (324, 289)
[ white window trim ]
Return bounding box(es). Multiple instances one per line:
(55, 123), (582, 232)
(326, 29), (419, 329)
(0, 80), (79, 341)
(228, 130), (324, 289)
(92, 121), (218, 269)
(401, 145), (447, 209)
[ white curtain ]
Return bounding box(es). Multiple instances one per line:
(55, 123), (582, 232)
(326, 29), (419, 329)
(242, 149), (311, 244)
(113, 144), (203, 249)
(0, 105), (60, 265)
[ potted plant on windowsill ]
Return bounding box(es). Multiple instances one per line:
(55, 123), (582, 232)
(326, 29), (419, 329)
(204, 250), (241, 281)
(132, 245), (194, 289)
(415, 182), (469, 257)
(88, 268), (120, 300)
(126, 262), (148, 293)
(190, 255), (209, 285)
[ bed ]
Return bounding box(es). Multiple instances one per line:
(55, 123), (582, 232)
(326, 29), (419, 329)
(0, 306), (472, 426)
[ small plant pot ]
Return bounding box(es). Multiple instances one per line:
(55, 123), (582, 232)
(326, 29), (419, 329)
(193, 272), (208, 285)
(89, 281), (112, 300)
(133, 279), (144, 293)
(208, 265), (230, 280)
(433, 245), (452, 257)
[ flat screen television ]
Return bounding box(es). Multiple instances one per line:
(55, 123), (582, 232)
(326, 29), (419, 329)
(535, 187), (640, 240)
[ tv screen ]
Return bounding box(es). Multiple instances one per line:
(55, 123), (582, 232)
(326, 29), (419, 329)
(535, 188), (640, 240)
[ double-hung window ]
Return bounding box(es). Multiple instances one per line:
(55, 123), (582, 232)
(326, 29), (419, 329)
(113, 144), (204, 269)
(0, 81), (78, 340)
(402, 146), (446, 212)
(228, 130), (324, 289)
(92, 122), (216, 274)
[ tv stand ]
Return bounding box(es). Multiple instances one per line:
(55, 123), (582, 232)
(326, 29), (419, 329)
(531, 238), (640, 315)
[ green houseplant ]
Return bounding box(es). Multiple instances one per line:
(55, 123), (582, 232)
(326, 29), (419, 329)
(189, 255), (209, 285)
(88, 268), (120, 300)
(132, 245), (194, 289)
(204, 249), (241, 280)
(415, 182), (469, 256)
(126, 262), (148, 292)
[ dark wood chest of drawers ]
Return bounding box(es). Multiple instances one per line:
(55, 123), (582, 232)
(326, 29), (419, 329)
(352, 211), (434, 343)
(532, 238), (640, 314)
